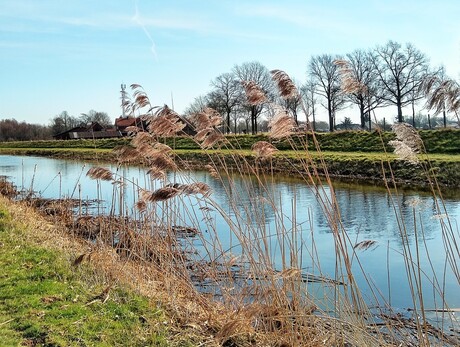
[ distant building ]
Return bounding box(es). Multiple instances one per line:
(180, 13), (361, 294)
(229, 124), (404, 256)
(53, 122), (122, 140)
(115, 115), (196, 136)
(114, 117), (147, 135)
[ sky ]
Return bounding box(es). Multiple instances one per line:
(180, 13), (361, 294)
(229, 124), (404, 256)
(1, 0), (460, 126)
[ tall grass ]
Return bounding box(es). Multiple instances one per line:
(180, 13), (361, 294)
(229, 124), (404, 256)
(4, 73), (459, 346)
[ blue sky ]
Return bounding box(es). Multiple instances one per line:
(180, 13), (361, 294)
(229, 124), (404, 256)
(1, 0), (459, 126)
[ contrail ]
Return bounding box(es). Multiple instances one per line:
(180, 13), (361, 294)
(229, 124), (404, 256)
(132, 0), (158, 61)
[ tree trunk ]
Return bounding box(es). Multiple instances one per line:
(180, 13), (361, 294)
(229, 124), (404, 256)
(397, 97), (403, 123)
(359, 98), (365, 129)
(328, 98), (334, 132)
(226, 111), (231, 134)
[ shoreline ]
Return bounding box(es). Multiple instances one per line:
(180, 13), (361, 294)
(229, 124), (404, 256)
(1, 147), (459, 191)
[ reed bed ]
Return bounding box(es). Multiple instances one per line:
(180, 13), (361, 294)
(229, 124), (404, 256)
(2, 71), (459, 346)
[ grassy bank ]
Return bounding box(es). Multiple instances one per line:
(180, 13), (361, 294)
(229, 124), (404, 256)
(0, 196), (211, 347)
(2, 146), (458, 189)
(1, 128), (459, 153)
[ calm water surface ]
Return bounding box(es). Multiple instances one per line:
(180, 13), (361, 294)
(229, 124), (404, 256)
(1, 154), (459, 318)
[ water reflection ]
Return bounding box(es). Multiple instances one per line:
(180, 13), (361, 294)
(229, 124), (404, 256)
(0, 154), (459, 311)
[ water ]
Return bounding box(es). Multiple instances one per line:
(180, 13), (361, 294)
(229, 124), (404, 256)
(1, 154), (459, 321)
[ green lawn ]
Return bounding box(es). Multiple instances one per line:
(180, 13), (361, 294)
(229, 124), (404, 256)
(0, 205), (171, 347)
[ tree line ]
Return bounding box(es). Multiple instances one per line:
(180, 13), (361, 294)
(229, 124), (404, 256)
(184, 40), (459, 133)
(0, 110), (111, 141)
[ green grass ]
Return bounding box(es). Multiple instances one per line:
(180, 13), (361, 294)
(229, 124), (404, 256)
(0, 206), (170, 347)
(1, 128), (459, 153)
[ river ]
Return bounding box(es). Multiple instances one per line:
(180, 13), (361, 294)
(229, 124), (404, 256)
(1, 154), (459, 325)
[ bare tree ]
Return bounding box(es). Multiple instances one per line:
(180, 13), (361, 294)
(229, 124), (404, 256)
(233, 61), (275, 134)
(184, 95), (210, 117)
(309, 54), (347, 131)
(301, 80), (317, 131)
(210, 73), (242, 133)
(371, 41), (430, 123)
(80, 110), (112, 127)
(279, 80), (304, 126)
(50, 111), (79, 135)
(339, 50), (388, 129)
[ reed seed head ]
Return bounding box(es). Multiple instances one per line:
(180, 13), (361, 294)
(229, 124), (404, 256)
(131, 131), (154, 147)
(388, 140), (419, 164)
(86, 167), (114, 181)
(241, 80), (267, 105)
(353, 240), (377, 251)
(268, 106), (296, 139)
(135, 200), (147, 212)
(146, 167), (166, 180)
(145, 186), (180, 202)
(148, 105), (186, 137)
(270, 69), (299, 99)
(180, 182), (211, 197)
(113, 146), (141, 163)
(392, 122), (423, 153)
(192, 108), (223, 131)
(252, 141), (278, 159)
(334, 59), (368, 95)
(149, 155), (178, 171)
(205, 164), (219, 179)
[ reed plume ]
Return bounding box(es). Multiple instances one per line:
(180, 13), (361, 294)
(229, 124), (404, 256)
(334, 59), (368, 95)
(131, 132), (154, 147)
(148, 105), (186, 137)
(353, 240), (377, 251)
(192, 107), (222, 131)
(205, 164), (219, 179)
(268, 105), (296, 139)
(179, 182), (211, 197)
(131, 84), (152, 109)
(270, 69), (299, 99)
(86, 167), (114, 181)
(422, 73), (460, 120)
(143, 186), (180, 202)
(388, 122), (423, 164)
(241, 80), (267, 105)
(146, 167), (165, 180)
(191, 108), (225, 149)
(113, 145), (141, 163)
(251, 141), (278, 160)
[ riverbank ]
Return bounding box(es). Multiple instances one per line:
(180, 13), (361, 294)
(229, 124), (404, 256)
(0, 182), (389, 347)
(0, 195), (218, 346)
(1, 146), (460, 189)
(2, 151), (459, 345)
